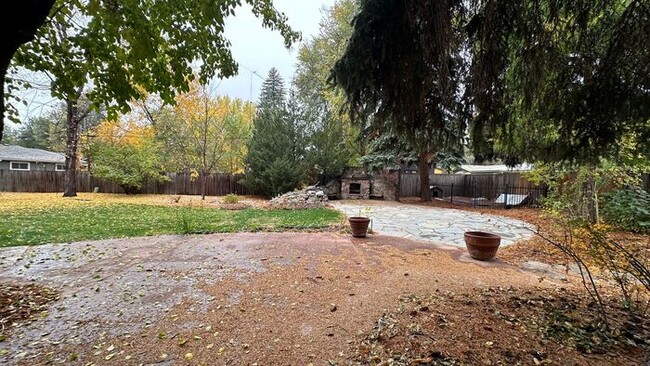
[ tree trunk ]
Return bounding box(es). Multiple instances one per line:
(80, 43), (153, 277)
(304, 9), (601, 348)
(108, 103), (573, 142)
(63, 99), (80, 197)
(585, 174), (598, 224)
(419, 150), (431, 202)
(0, 60), (6, 142)
(201, 170), (207, 200)
(395, 168), (402, 202)
(0, 0), (56, 141)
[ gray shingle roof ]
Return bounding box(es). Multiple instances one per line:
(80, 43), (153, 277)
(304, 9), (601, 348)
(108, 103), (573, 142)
(458, 163), (533, 174)
(0, 145), (65, 164)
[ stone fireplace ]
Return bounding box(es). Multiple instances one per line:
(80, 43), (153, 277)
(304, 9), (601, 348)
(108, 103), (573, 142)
(323, 167), (399, 201)
(349, 182), (361, 195)
(341, 168), (370, 199)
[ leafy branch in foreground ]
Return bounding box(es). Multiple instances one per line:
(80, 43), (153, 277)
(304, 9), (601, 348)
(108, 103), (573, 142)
(535, 221), (650, 328)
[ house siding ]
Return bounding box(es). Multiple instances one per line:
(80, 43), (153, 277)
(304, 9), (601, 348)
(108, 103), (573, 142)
(0, 161), (61, 172)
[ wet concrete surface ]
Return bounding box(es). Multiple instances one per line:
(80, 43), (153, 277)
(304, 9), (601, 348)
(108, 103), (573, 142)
(0, 234), (272, 360)
(0, 232), (549, 365)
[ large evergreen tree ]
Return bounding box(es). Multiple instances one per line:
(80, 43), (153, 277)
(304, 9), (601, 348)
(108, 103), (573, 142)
(244, 68), (305, 197)
(331, 0), (649, 172)
(330, 0), (466, 201)
(258, 68), (287, 110)
(305, 110), (352, 178)
(467, 0), (650, 164)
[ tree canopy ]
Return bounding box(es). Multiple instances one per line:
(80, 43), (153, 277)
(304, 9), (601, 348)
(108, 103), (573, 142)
(2, 0), (299, 140)
(257, 68), (287, 110)
(331, 0), (649, 170)
(294, 0), (362, 178)
(11, 100), (103, 152)
(90, 122), (166, 194)
(155, 81), (254, 198)
(468, 0), (650, 164)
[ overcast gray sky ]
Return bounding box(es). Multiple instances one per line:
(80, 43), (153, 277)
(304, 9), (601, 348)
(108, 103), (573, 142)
(11, 0), (335, 127)
(220, 0), (336, 102)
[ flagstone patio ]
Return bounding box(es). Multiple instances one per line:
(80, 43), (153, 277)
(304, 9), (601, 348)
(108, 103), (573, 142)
(331, 201), (535, 246)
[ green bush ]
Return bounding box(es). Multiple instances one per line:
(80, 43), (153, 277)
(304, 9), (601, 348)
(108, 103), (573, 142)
(90, 138), (168, 194)
(223, 193), (240, 204)
(602, 188), (650, 233)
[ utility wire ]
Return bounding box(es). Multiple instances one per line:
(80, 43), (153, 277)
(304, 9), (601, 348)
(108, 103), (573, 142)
(239, 64), (263, 101)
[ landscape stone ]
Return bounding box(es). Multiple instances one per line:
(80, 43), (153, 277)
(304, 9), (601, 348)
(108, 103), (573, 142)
(521, 261), (569, 281)
(270, 187), (329, 209)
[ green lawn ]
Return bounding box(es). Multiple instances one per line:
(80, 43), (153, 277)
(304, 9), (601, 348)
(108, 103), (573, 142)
(0, 196), (342, 247)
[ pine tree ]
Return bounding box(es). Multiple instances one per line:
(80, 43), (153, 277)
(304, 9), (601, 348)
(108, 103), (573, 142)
(257, 68), (286, 111)
(244, 69), (306, 197)
(330, 0), (464, 201)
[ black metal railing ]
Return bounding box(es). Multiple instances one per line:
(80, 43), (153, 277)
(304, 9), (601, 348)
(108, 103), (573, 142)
(429, 183), (548, 209)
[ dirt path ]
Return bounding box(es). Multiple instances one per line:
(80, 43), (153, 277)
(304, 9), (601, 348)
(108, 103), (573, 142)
(0, 233), (632, 365)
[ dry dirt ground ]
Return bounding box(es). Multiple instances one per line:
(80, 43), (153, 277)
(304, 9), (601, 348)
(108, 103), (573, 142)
(1, 231), (647, 365)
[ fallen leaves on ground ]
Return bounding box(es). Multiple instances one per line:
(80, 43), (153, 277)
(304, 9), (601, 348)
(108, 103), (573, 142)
(0, 283), (58, 338)
(353, 286), (649, 365)
(0, 193), (342, 247)
(0, 192), (269, 212)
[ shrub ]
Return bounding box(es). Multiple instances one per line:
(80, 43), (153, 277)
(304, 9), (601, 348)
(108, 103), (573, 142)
(528, 163), (650, 326)
(602, 188), (650, 233)
(223, 194), (240, 204)
(177, 210), (194, 234)
(90, 138), (168, 194)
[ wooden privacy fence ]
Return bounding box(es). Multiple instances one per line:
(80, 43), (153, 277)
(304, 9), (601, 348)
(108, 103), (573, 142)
(0, 171), (252, 196)
(400, 172), (547, 207)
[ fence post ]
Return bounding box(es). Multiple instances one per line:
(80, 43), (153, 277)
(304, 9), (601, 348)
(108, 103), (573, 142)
(450, 183), (454, 204)
(504, 183), (509, 210)
(472, 183), (476, 208)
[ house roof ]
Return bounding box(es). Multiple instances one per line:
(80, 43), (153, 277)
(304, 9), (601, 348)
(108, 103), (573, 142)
(0, 145), (65, 164)
(458, 163), (533, 174)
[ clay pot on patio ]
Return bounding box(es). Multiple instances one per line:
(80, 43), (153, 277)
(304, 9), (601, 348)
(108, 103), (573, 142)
(464, 231), (501, 261)
(349, 217), (371, 238)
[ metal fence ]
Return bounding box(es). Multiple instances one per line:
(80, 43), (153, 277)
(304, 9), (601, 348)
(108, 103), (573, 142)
(429, 183), (547, 208)
(0, 170), (251, 196)
(400, 172), (547, 208)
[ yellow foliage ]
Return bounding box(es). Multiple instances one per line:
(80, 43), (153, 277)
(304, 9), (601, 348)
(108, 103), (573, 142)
(93, 119), (154, 146)
(91, 79), (254, 174)
(190, 169), (200, 181)
(0, 193), (172, 213)
(163, 80), (254, 173)
(0, 192), (240, 213)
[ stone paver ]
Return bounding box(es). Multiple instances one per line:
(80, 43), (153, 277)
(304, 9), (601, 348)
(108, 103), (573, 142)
(332, 201), (534, 247)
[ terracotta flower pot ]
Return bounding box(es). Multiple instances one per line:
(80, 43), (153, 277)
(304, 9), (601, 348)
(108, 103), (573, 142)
(464, 231), (501, 261)
(349, 217), (371, 238)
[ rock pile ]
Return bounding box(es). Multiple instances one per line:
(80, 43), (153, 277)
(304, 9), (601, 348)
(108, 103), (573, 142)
(270, 186), (329, 209)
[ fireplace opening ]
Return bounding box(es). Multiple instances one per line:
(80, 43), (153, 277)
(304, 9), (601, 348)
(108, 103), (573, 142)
(349, 182), (361, 195)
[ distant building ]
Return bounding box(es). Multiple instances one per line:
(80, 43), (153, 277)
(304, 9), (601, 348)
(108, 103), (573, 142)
(457, 163), (533, 175)
(400, 163), (444, 175)
(0, 145), (66, 172)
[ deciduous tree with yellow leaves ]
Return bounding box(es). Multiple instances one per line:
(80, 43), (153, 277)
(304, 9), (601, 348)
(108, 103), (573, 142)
(156, 81), (254, 199)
